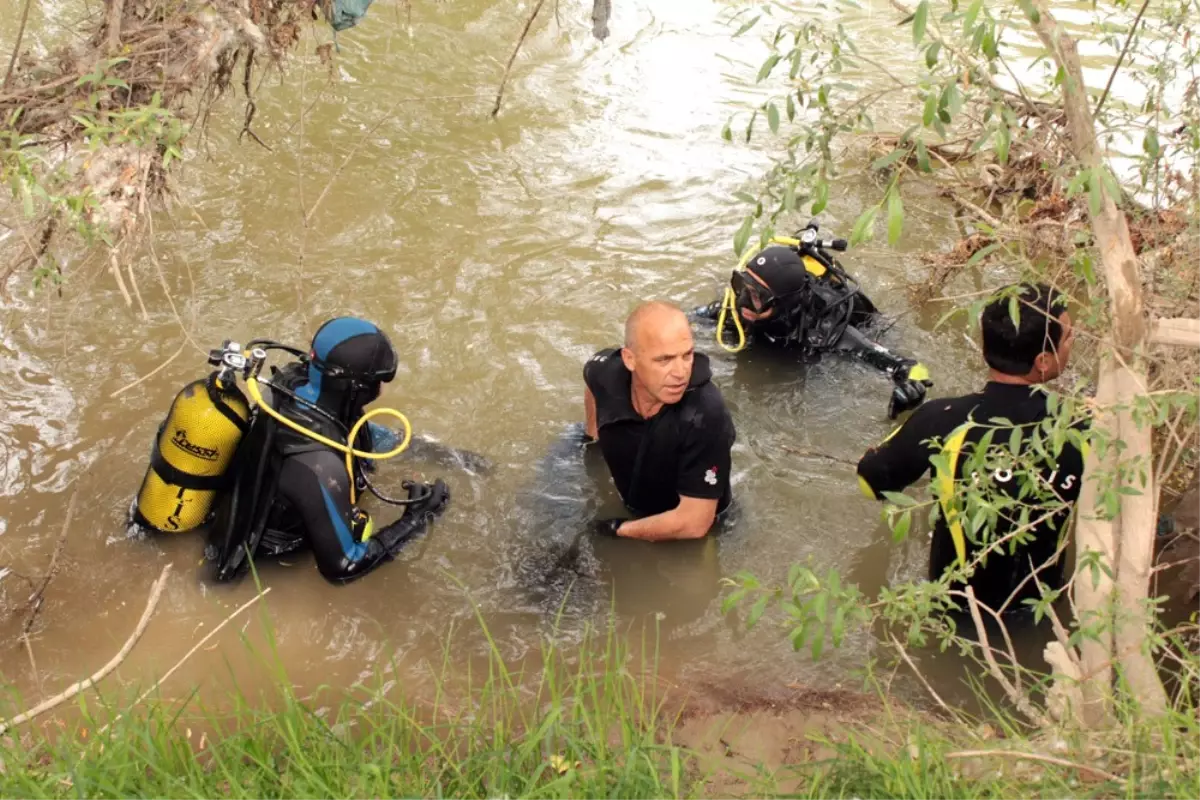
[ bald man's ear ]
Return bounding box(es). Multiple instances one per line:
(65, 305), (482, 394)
(620, 346), (637, 373)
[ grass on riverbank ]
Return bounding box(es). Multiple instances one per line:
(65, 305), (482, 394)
(1, 609), (1197, 798)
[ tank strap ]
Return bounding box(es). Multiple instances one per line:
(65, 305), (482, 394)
(150, 448), (231, 491)
(205, 374), (250, 434)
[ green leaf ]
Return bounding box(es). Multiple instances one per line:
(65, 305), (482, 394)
(19, 179), (33, 217)
(810, 623), (826, 660)
(747, 594), (770, 629)
(720, 588), (747, 615)
(721, 118), (733, 142)
(926, 40), (941, 68)
(892, 510), (912, 542)
(783, 181), (796, 211)
(914, 140), (931, 173)
(1144, 128), (1160, 158)
(811, 180), (828, 215)
(849, 205), (878, 245)
(1008, 295), (1021, 328)
(745, 109), (757, 143)
(757, 53), (782, 83)
(922, 93), (937, 127)
(767, 102), (780, 134)
(995, 124), (1010, 164)
(786, 93), (796, 122)
(733, 14), (761, 37)
(733, 191), (757, 205)
(812, 592), (827, 623)
(964, 0), (983, 31)
(913, 1), (929, 46)
(871, 147), (908, 171)
(733, 215), (754, 256)
(886, 187), (904, 245)
(831, 606), (847, 647)
(966, 241), (1001, 266)
(882, 490), (916, 507)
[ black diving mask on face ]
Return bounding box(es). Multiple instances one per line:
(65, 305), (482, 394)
(730, 270), (804, 315)
(308, 353), (397, 386)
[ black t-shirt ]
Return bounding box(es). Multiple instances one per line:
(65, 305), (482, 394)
(857, 382), (1085, 612)
(583, 348), (735, 516)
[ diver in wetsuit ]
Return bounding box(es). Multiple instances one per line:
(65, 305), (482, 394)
(691, 222), (933, 419)
(207, 317), (449, 584)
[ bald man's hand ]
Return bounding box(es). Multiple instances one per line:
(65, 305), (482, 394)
(615, 495), (718, 541)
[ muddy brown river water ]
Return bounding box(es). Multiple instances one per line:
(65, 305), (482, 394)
(0, 0), (1165, 716)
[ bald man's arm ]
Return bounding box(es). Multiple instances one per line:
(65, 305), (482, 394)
(616, 495), (718, 541)
(584, 386), (598, 440)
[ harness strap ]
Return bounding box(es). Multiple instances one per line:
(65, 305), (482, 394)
(150, 448), (231, 491)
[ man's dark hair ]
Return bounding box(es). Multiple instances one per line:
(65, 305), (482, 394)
(981, 283), (1068, 375)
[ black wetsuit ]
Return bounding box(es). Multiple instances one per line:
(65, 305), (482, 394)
(584, 348), (735, 516)
(209, 363), (445, 585)
(690, 244), (930, 417)
(857, 382), (1085, 612)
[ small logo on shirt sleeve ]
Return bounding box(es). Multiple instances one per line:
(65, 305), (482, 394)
(704, 466), (719, 486)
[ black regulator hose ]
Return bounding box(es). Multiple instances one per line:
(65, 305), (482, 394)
(258, 376), (432, 506)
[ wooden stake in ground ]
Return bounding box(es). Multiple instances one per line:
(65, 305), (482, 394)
(0, 563), (172, 736)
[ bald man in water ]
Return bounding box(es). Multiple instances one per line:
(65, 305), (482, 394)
(582, 301), (736, 541)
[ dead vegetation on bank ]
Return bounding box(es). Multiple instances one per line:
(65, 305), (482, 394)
(0, 0), (317, 303)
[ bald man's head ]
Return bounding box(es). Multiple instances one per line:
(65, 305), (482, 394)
(621, 301), (695, 409)
(624, 301), (688, 351)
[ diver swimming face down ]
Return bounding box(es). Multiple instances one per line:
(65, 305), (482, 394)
(620, 302), (695, 416)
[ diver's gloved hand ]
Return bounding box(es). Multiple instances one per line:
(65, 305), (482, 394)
(371, 479), (450, 557)
(404, 478), (450, 523)
(888, 361), (933, 420)
(593, 518), (626, 537)
(688, 301), (723, 323)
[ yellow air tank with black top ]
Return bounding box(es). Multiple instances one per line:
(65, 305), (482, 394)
(131, 340), (414, 535)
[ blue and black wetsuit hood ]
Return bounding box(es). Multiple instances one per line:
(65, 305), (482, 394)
(274, 317), (398, 455)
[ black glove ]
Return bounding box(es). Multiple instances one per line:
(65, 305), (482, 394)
(888, 362), (933, 420)
(593, 518), (626, 537)
(404, 478), (450, 522)
(372, 479), (450, 557)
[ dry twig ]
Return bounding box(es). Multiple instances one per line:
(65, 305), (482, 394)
(100, 585), (271, 733)
(0, 563), (172, 735)
(491, 0), (547, 118)
(944, 749), (1123, 784)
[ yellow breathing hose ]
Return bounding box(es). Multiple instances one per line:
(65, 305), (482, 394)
(717, 286), (746, 353)
(244, 376), (412, 505)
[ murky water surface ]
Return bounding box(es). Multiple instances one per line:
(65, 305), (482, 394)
(0, 1), (1169, 712)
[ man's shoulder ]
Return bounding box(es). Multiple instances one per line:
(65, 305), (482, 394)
(679, 379), (733, 433)
(903, 391), (987, 433)
(584, 347), (626, 389)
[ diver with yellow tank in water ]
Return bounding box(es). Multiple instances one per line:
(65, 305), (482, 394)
(131, 317), (450, 584)
(690, 219), (933, 418)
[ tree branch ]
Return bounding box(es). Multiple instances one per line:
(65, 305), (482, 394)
(0, 563), (172, 735)
(3, 0), (34, 90)
(491, 0), (547, 118)
(1094, 0), (1153, 118)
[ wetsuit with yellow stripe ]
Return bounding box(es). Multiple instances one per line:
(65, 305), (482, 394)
(856, 382), (1084, 612)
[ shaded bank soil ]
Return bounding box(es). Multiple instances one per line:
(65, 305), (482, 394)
(670, 681), (896, 796)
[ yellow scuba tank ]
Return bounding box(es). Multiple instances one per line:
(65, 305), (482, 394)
(132, 344), (251, 534)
